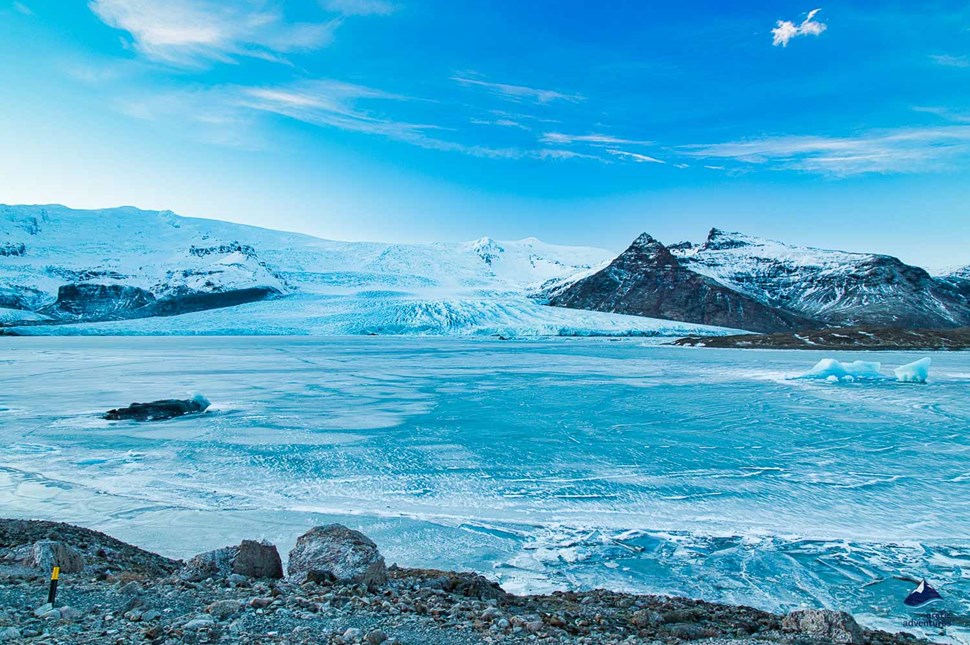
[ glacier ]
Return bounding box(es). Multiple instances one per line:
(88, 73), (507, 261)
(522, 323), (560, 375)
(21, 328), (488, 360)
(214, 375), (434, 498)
(0, 205), (738, 337)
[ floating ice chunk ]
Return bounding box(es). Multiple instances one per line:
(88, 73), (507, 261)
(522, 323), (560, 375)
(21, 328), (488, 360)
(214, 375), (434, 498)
(894, 357), (931, 383)
(799, 358), (888, 382)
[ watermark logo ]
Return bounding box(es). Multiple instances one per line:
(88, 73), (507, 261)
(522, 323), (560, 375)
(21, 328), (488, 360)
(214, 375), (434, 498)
(903, 579), (942, 608)
(902, 611), (953, 629)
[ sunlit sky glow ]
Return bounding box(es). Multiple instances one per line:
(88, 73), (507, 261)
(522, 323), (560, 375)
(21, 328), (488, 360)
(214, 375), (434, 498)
(1, 1), (968, 269)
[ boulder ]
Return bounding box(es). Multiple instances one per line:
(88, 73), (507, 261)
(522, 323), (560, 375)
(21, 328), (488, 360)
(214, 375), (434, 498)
(233, 540), (283, 579)
(181, 539), (283, 581)
(782, 609), (864, 644)
(24, 540), (85, 574)
(104, 395), (210, 422)
(287, 524), (387, 586)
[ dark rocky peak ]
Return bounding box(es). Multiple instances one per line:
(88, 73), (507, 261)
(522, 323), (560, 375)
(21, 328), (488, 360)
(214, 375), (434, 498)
(701, 228), (753, 251)
(667, 241), (693, 253)
(624, 233), (676, 265)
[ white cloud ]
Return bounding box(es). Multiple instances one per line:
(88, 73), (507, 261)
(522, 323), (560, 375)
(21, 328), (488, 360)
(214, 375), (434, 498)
(541, 132), (652, 146)
(12, 2), (32, 15)
(606, 149), (666, 164)
(931, 54), (970, 68)
(322, 0), (397, 16)
(452, 76), (583, 104)
(682, 126), (970, 175)
(89, 0), (337, 65)
(772, 8), (827, 47)
(914, 106), (970, 123)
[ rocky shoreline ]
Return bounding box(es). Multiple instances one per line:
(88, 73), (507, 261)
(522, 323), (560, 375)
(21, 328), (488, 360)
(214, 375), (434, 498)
(673, 327), (970, 350)
(0, 519), (934, 644)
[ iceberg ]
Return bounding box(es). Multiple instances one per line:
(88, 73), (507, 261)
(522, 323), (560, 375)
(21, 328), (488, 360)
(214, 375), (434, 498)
(894, 357), (931, 383)
(798, 358), (888, 382)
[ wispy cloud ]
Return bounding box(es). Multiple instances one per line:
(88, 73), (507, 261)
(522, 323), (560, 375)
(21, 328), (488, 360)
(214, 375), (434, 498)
(682, 126), (970, 175)
(470, 117), (530, 130)
(322, 0), (397, 16)
(914, 106), (970, 123)
(772, 8), (827, 47)
(12, 1), (32, 15)
(452, 76), (583, 104)
(606, 149), (666, 164)
(931, 54), (970, 68)
(89, 0), (337, 66)
(541, 132), (652, 146)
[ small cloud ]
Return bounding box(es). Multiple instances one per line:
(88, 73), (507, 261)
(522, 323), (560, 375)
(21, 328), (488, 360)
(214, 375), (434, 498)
(606, 149), (666, 164)
(469, 118), (530, 130)
(322, 0), (397, 16)
(453, 76), (583, 104)
(89, 0), (337, 66)
(541, 132), (652, 146)
(931, 54), (970, 68)
(13, 1), (32, 15)
(772, 8), (827, 47)
(914, 106), (970, 123)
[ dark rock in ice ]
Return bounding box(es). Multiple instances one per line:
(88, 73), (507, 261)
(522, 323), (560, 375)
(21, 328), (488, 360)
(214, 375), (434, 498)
(104, 395), (210, 422)
(180, 539), (283, 582)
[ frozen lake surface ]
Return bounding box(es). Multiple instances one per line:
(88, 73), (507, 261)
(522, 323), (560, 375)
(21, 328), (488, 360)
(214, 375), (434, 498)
(2, 337), (968, 638)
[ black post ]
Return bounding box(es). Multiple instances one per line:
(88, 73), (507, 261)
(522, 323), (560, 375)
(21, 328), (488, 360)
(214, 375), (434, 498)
(47, 566), (59, 606)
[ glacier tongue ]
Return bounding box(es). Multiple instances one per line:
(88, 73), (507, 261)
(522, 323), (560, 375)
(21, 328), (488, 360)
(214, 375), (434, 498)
(0, 204), (738, 337)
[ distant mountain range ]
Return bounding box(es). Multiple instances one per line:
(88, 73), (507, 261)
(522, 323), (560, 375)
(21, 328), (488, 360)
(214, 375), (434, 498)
(2, 205), (966, 337)
(548, 228), (970, 333)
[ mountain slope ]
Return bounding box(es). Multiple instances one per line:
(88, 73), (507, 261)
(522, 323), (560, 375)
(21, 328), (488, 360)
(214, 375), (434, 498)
(548, 234), (813, 333)
(674, 229), (970, 329)
(0, 205), (734, 337)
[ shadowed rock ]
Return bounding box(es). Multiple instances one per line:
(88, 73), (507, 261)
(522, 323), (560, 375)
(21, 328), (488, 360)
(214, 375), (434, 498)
(287, 524), (387, 587)
(181, 539), (283, 581)
(104, 395), (210, 422)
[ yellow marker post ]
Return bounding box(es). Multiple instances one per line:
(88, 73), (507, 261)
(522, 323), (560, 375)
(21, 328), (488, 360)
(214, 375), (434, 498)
(47, 566), (59, 606)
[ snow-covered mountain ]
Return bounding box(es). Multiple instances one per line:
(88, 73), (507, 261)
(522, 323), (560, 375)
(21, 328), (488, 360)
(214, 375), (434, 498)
(673, 229), (970, 328)
(0, 205), (734, 337)
(550, 229), (970, 332)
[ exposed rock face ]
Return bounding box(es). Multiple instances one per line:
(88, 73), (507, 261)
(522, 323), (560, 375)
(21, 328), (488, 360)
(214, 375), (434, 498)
(47, 283), (156, 319)
(550, 234), (813, 333)
(782, 609), (864, 644)
(287, 524), (388, 587)
(104, 395), (210, 422)
(181, 539), (283, 581)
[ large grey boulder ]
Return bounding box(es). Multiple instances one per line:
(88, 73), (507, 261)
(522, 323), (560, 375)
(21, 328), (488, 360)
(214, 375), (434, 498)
(287, 524), (387, 586)
(181, 539), (283, 582)
(23, 540), (85, 574)
(782, 609), (864, 644)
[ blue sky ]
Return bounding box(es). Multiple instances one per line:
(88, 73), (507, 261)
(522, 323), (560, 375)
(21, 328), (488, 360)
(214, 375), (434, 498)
(1, 1), (968, 269)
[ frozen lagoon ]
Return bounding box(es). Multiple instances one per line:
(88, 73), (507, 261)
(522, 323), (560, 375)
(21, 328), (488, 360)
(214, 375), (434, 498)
(1, 337), (968, 638)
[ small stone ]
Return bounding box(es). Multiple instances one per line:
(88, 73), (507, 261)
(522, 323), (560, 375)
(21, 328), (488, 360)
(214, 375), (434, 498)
(183, 618), (216, 630)
(58, 605), (80, 621)
(119, 581), (144, 596)
(629, 608), (662, 627)
(206, 599), (243, 620)
(33, 603), (54, 618)
(364, 629), (388, 644)
(249, 597), (273, 609)
(342, 627), (362, 640)
(0, 628), (20, 642)
(141, 610), (162, 622)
